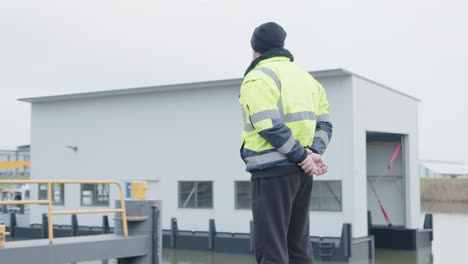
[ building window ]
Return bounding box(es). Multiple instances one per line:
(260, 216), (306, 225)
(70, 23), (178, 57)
(178, 181), (213, 209)
(310, 180), (342, 212)
(38, 184), (65, 205)
(81, 184), (110, 206)
(235, 181), (251, 209)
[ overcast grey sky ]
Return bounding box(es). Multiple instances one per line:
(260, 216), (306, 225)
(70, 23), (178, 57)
(1, 0), (467, 163)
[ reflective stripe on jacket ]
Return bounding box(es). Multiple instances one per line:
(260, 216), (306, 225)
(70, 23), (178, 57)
(239, 56), (332, 177)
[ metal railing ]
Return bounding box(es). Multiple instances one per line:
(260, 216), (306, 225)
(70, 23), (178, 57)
(0, 180), (128, 244)
(0, 161), (30, 170)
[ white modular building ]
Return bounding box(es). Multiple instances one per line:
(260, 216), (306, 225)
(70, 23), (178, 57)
(420, 160), (468, 179)
(21, 69), (423, 241)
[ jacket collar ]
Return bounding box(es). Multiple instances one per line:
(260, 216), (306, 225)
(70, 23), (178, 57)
(244, 48), (294, 76)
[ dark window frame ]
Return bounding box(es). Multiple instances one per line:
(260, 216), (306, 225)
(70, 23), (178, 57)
(310, 180), (342, 212)
(38, 184), (65, 205)
(178, 181), (213, 209)
(80, 184), (110, 207)
(235, 181), (251, 210)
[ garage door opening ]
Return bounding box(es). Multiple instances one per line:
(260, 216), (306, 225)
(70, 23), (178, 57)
(366, 132), (406, 227)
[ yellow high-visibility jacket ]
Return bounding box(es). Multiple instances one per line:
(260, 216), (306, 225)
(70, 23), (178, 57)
(240, 56), (332, 178)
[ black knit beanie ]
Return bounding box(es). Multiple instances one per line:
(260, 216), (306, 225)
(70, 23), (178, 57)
(251, 22), (287, 54)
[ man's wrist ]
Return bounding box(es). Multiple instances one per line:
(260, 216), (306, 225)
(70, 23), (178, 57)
(308, 146), (321, 155)
(295, 147), (308, 164)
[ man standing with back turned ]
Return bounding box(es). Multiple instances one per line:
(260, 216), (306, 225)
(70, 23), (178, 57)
(239, 22), (333, 264)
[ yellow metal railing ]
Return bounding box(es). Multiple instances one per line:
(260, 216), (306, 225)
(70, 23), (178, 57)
(0, 161), (30, 170)
(0, 180), (128, 244)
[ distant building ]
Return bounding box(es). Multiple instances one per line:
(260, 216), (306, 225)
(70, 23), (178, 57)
(0, 145), (31, 208)
(21, 68), (423, 242)
(16, 145), (31, 152)
(0, 145), (30, 176)
(420, 160), (468, 179)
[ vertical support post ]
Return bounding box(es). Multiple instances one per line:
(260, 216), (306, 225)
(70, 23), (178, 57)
(9, 213), (17, 238)
(367, 210), (372, 232)
(102, 215), (110, 234)
(71, 214), (78, 236)
(423, 214), (433, 241)
(116, 183), (128, 237)
(208, 219), (216, 250)
(369, 235), (375, 259)
(341, 223), (352, 259)
(170, 218), (178, 248)
(151, 206), (158, 264)
(41, 213), (48, 239)
(249, 220), (254, 253)
(47, 182), (53, 244)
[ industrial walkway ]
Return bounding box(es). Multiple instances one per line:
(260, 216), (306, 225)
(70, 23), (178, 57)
(0, 180), (161, 264)
(1, 234), (148, 264)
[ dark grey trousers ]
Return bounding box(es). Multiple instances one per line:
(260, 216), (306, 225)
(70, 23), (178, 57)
(251, 172), (314, 264)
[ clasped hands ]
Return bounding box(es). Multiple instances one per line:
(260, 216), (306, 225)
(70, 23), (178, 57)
(298, 149), (328, 176)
